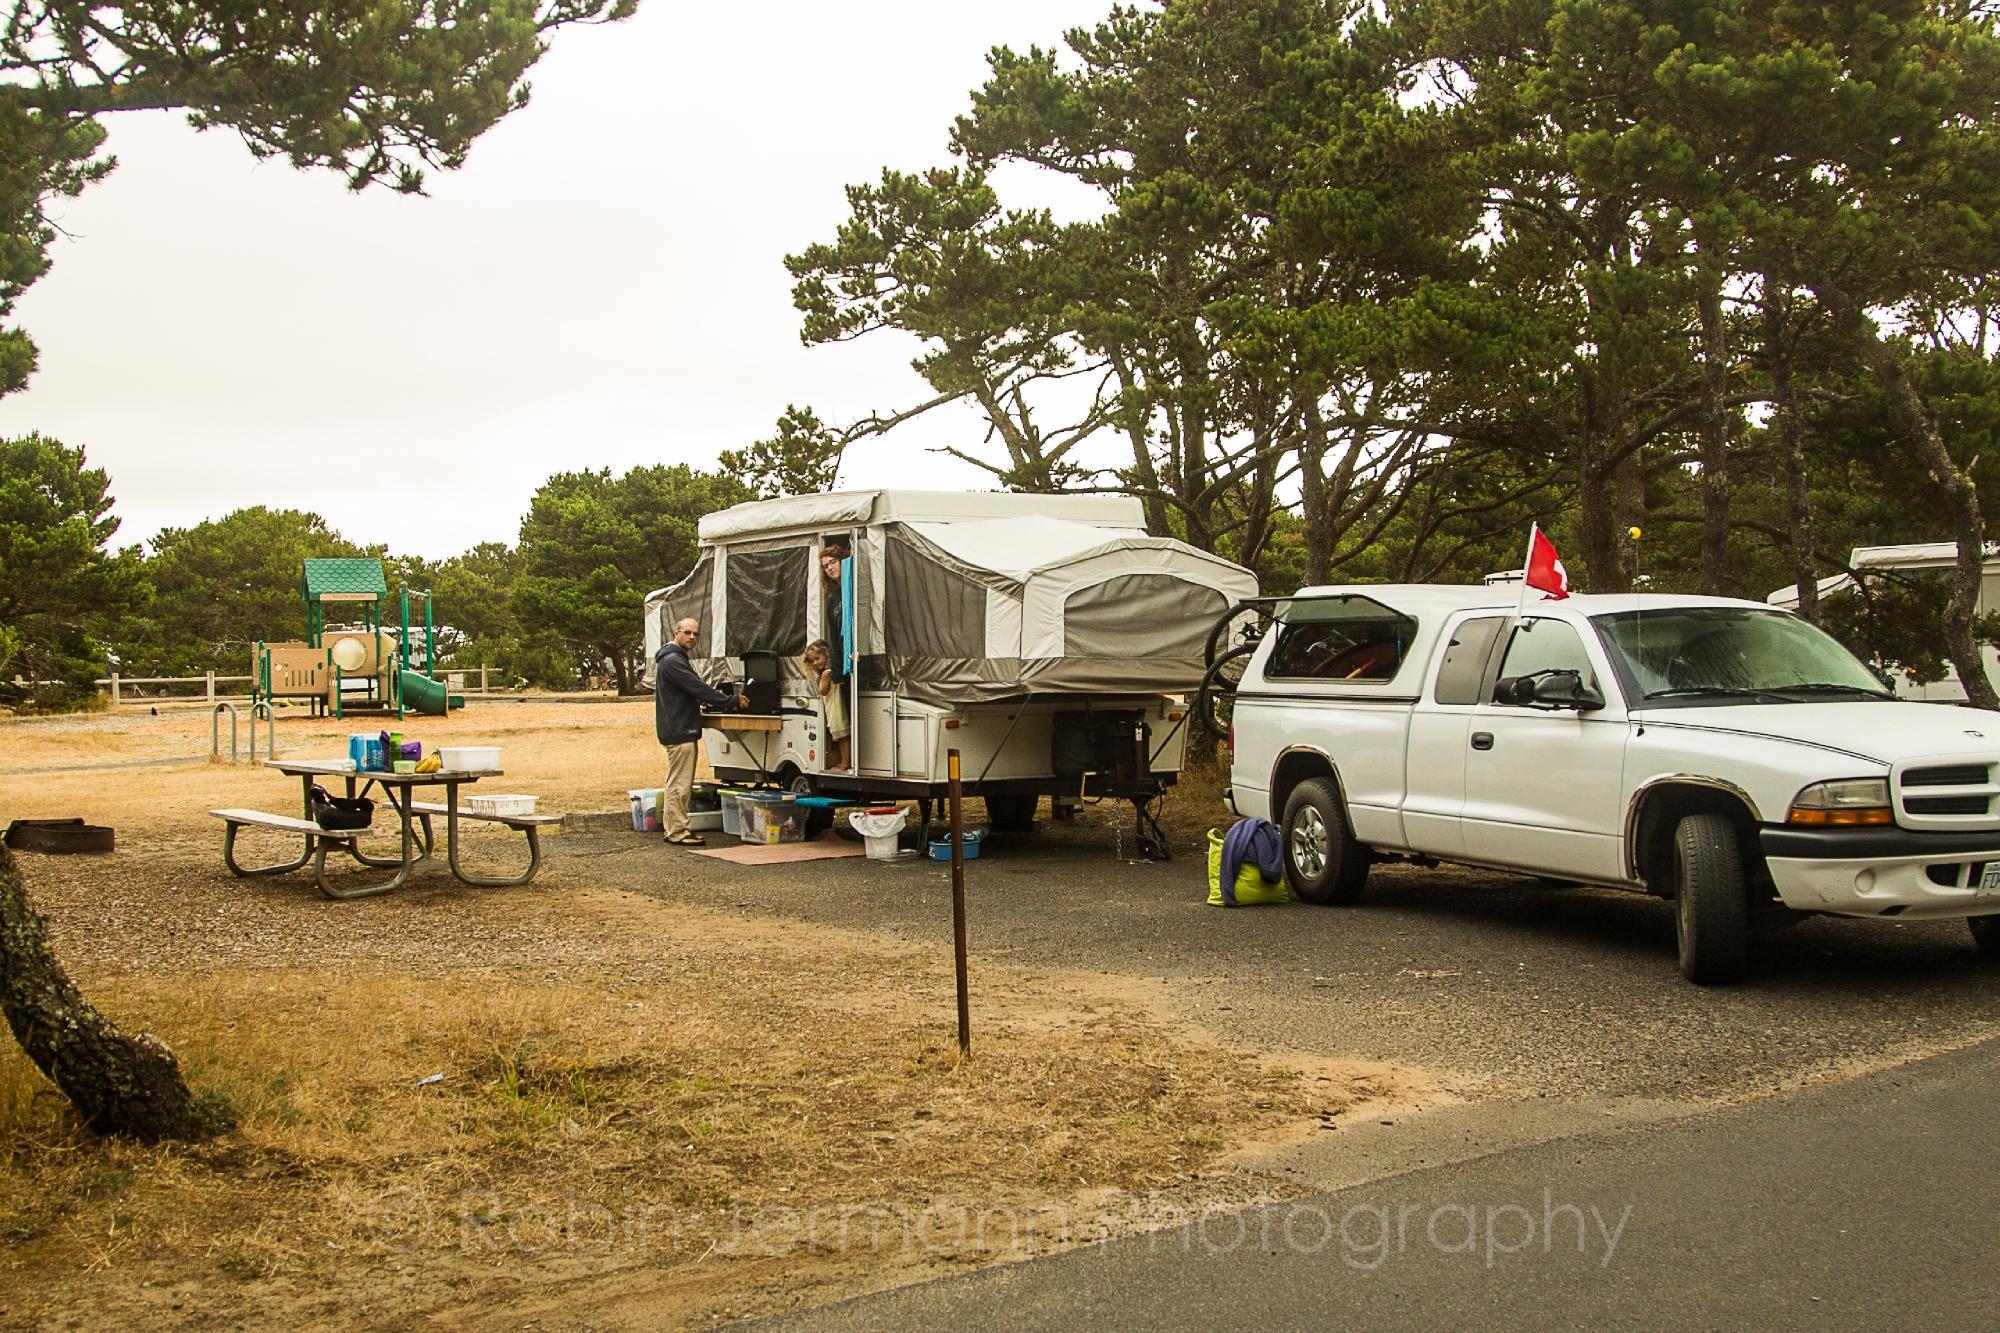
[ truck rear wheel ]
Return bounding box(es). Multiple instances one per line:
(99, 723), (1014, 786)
(1674, 812), (1751, 984)
(1281, 778), (1369, 905)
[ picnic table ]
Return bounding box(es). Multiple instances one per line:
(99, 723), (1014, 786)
(209, 759), (558, 900)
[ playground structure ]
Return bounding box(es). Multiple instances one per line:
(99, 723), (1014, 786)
(253, 558), (464, 719)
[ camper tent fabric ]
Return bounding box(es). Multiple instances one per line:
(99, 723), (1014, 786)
(644, 491), (1257, 704)
(724, 545), (810, 659)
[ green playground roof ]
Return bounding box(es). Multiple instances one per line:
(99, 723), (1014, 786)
(301, 557), (388, 601)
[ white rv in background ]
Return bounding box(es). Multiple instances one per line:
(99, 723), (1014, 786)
(1768, 543), (2000, 702)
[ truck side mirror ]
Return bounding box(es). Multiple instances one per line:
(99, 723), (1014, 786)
(1495, 671), (1605, 711)
(1530, 671), (1605, 712)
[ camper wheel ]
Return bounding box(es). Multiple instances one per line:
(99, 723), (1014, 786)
(984, 794), (1038, 832)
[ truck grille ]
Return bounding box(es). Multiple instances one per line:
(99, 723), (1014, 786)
(1904, 795), (1992, 816)
(1894, 758), (2000, 830)
(1902, 764), (1990, 787)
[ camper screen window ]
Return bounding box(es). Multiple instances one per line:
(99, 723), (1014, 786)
(724, 547), (809, 657)
(886, 537), (985, 657)
(661, 557), (713, 649)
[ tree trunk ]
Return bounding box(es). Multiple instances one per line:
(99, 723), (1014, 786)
(1299, 409), (1332, 585)
(1834, 300), (1997, 709)
(1576, 454), (1629, 593)
(1767, 293), (1817, 622)
(0, 843), (224, 1142)
(1697, 282), (1732, 596)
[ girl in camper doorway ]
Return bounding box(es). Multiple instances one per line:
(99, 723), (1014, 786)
(818, 540), (852, 771)
(803, 639), (850, 772)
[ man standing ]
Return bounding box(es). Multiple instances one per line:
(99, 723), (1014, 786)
(654, 618), (746, 847)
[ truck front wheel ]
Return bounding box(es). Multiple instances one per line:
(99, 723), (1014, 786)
(1281, 778), (1370, 905)
(1969, 915), (2000, 958)
(1674, 812), (1751, 984)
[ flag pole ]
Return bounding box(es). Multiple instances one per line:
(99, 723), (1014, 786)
(1517, 522), (1538, 624)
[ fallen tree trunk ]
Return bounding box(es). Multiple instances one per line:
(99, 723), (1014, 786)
(0, 841), (227, 1142)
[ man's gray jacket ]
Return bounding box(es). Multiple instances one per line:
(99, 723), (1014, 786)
(654, 642), (733, 745)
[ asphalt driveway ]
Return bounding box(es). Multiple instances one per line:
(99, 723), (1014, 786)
(573, 814), (2000, 1105)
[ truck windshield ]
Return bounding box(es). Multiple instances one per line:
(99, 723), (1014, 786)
(1592, 607), (1891, 704)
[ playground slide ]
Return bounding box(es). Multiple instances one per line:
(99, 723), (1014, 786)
(399, 669), (452, 716)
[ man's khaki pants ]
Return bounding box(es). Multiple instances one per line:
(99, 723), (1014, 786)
(662, 741), (697, 840)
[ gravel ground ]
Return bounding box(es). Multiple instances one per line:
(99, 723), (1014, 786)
(567, 812), (2000, 1104)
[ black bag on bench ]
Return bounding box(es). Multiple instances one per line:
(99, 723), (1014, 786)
(310, 784), (374, 831)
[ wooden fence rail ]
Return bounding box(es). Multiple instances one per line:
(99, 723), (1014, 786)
(95, 665), (498, 705)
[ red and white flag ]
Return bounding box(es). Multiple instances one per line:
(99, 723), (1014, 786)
(1523, 523), (1570, 600)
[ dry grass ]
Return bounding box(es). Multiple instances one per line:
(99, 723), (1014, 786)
(0, 941), (1340, 1326)
(0, 704), (1417, 1326)
(0, 697), (667, 837)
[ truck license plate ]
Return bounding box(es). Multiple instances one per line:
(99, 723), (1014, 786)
(1981, 864), (2000, 897)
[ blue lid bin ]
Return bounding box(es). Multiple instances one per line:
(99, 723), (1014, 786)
(928, 828), (986, 861)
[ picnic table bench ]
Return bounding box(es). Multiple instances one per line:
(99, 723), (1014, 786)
(210, 808), (365, 890)
(405, 801), (561, 886)
(209, 760), (555, 899)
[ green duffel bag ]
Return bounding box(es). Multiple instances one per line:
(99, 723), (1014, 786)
(1206, 828), (1288, 907)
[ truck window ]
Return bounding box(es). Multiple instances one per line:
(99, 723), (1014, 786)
(1267, 616), (1414, 682)
(1491, 619), (1596, 702)
(1433, 616), (1504, 705)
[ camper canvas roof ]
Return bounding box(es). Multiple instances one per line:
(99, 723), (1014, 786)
(696, 490), (1146, 542)
(649, 490), (1257, 703)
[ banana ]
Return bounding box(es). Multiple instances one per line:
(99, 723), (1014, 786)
(415, 752), (442, 773)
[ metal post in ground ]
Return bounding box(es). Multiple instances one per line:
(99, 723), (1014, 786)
(948, 747), (971, 1058)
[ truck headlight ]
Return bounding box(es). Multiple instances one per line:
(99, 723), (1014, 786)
(1787, 778), (1893, 826)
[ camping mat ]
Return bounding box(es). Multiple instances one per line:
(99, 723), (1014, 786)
(689, 836), (866, 866)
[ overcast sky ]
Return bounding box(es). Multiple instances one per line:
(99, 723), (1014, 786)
(0, 2), (1116, 560)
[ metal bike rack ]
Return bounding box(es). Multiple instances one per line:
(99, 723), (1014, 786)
(212, 703), (240, 762)
(249, 699), (276, 762)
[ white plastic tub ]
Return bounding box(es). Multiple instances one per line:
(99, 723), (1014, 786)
(439, 745), (501, 772)
(468, 793), (537, 817)
(849, 807), (909, 860)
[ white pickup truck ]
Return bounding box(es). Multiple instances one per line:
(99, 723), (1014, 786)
(1221, 586), (2000, 983)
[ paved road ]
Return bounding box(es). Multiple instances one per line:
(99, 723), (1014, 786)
(758, 1039), (2000, 1329)
(583, 815), (2000, 1102)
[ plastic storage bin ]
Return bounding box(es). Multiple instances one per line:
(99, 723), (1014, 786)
(718, 789), (748, 837)
(627, 788), (664, 833)
(439, 745), (501, 771)
(737, 792), (806, 844)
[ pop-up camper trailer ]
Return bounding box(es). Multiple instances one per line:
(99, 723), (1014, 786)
(642, 490), (1258, 836)
(1768, 542), (2000, 702)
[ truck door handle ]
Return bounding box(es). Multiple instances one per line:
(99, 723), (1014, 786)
(1471, 732), (1494, 750)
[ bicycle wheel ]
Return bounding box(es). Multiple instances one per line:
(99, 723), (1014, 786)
(1194, 643), (1256, 740)
(1204, 601), (1270, 669)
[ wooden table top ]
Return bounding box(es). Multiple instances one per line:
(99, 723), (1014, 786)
(264, 759), (503, 782)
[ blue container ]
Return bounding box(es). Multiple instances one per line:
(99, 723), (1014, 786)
(347, 734), (372, 770)
(928, 828), (985, 861)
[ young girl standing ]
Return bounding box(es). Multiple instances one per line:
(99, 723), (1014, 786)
(802, 639), (849, 771)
